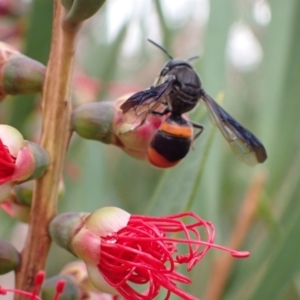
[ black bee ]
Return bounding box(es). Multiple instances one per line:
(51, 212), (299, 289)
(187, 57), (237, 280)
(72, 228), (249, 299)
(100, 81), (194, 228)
(120, 39), (267, 167)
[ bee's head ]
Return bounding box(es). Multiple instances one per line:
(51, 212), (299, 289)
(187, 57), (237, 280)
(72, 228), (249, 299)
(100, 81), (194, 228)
(160, 60), (194, 76)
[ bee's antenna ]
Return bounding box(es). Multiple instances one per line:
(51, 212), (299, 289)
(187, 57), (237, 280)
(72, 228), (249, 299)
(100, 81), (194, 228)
(188, 55), (199, 62)
(147, 38), (173, 60)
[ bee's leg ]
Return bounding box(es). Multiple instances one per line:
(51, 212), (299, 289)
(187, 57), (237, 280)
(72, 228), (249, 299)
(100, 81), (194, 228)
(190, 121), (204, 149)
(130, 107), (169, 132)
(121, 107), (169, 135)
(191, 121), (204, 140)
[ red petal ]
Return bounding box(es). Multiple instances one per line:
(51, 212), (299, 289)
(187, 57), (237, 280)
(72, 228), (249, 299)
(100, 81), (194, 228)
(0, 139), (16, 183)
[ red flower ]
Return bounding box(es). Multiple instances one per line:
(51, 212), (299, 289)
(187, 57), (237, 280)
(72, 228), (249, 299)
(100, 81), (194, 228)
(98, 213), (248, 299)
(50, 207), (249, 300)
(0, 138), (16, 183)
(0, 124), (30, 201)
(0, 124), (49, 203)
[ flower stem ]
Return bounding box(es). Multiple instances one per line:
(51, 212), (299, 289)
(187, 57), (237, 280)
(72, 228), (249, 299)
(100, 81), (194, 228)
(15, 0), (76, 297)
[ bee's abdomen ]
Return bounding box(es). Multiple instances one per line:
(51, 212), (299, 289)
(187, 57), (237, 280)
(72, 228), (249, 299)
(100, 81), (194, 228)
(148, 118), (192, 168)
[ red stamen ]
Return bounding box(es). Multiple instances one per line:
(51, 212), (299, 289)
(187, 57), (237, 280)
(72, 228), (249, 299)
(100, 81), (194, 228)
(0, 271), (66, 300)
(0, 286), (7, 295)
(0, 139), (16, 184)
(34, 271), (46, 285)
(0, 287), (41, 299)
(53, 280), (65, 300)
(98, 211), (249, 300)
(30, 271), (45, 300)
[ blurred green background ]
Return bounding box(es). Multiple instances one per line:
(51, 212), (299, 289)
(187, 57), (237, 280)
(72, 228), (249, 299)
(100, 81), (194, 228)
(1, 0), (300, 299)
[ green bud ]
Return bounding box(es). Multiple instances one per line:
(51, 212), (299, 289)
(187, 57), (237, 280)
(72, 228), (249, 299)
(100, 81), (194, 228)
(0, 239), (20, 274)
(49, 212), (89, 255)
(42, 275), (80, 300)
(23, 141), (49, 181)
(3, 54), (45, 95)
(72, 102), (115, 144)
(62, 0), (106, 28)
(14, 181), (33, 206)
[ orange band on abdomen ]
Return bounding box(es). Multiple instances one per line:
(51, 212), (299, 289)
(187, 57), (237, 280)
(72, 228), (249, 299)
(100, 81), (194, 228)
(148, 147), (180, 168)
(160, 122), (192, 138)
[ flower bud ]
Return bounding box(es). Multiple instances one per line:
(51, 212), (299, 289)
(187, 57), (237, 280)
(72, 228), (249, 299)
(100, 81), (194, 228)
(0, 42), (45, 100)
(14, 180), (34, 206)
(42, 275), (80, 300)
(49, 211), (90, 255)
(62, 0), (106, 30)
(0, 238), (20, 274)
(0, 125), (49, 202)
(22, 141), (50, 181)
(72, 95), (165, 161)
(72, 102), (116, 144)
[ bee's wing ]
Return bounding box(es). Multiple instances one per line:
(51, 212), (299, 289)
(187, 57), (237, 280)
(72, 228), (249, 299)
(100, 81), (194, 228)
(120, 80), (174, 113)
(202, 93), (267, 166)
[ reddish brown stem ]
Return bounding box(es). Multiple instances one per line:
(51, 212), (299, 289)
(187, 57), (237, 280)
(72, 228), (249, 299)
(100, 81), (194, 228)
(204, 171), (267, 300)
(15, 1), (77, 298)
